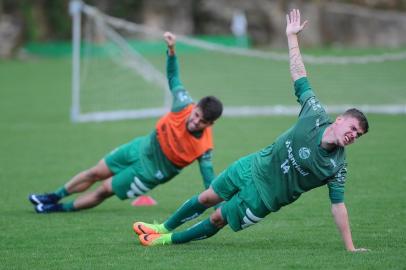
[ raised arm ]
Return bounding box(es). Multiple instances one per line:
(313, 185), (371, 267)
(163, 32), (193, 111)
(164, 32), (183, 91)
(286, 9), (308, 82)
(331, 202), (369, 252)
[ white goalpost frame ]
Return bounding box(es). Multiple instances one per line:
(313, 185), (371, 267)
(69, 0), (82, 122)
(70, 0), (406, 123)
(69, 0), (171, 123)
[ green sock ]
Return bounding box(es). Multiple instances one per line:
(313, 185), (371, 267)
(61, 201), (75, 212)
(164, 195), (208, 231)
(54, 186), (69, 199)
(171, 219), (220, 244)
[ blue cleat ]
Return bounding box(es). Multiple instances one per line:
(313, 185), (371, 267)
(29, 193), (60, 206)
(35, 204), (64, 213)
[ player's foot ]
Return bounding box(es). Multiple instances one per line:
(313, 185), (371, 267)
(29, 193), (60, 205)
(138, 233), (172, 246)
(35, 203), (63, 213)
(133, 222), (168, 235)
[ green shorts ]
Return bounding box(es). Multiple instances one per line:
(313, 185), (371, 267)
(212, 154), (270, 232)
(105, 137), (158, 200)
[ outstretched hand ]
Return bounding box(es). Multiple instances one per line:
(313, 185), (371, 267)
(286, 9), (308, 36)
(164, 32), (176, 48)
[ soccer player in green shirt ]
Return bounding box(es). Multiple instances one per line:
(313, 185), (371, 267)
(133, 9), (369, 252)
(28, 32), (223, 214)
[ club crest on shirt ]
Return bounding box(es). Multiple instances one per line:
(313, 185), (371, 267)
(299, 147), (311, 159)
(155, 170), (164, 180)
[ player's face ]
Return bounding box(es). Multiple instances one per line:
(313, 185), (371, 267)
(187, 106), (212, 132)
(334, 116), (364, 147)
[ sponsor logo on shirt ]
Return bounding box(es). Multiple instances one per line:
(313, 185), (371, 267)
(330, 159), (337, 168)
(308, 97), (322, 111)
(335, 167), (347, 183)
(177, 91), (191, 103)
(281, 140), (309, 176)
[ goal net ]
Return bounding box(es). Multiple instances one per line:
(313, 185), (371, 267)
(70, 1), (406, 123)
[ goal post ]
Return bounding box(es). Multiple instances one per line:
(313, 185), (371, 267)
(69, 0), (171, 123)
(69, 0), (81, 122)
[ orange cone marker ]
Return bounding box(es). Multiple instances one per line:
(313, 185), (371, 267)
(131, 195), (157, 206)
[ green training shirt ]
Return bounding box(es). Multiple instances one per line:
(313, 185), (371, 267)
(252, 77), (347, 212)
(142, 52), (215, 187)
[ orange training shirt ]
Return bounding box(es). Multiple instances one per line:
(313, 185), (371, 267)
(156, 104), (213, 168)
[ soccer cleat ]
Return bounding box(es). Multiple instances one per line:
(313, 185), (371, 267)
(133, 222), (167, 235)
(35, 203), (64, 214)
(29, 193), (60, 206)
(138, 233), (172, 246)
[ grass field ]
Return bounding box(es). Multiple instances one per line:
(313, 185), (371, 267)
(0, 50), (405, 269)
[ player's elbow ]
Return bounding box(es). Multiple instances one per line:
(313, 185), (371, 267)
(331, 202), (347, 215)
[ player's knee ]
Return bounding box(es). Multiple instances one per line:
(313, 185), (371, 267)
(87, 166), (107, 180)
(84, 167), (101, 181)
(87, 160), (112, 180)
(210, 209), (226, 228)
(198, 194), (212, 207)
(198, 188), (222, 207)
(98, 180), (113, 198)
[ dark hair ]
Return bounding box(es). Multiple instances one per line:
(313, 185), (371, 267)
(342, 108), (369, 134)
(197, 96), (223, 122)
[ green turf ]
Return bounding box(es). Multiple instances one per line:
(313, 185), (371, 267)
(0, 55), (405, 269)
